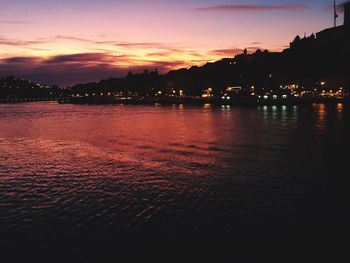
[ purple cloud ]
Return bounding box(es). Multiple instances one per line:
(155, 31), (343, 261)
(45, 53), (114, 64)
(0, 19), (30, 24)
(55, 35), (178, 50)
(195, 4), (309, 13)
(2, 57), (40, 64)
(209, 48), (244, 57)
(0, 36), (48, 47)
(0, 52), (193, 86)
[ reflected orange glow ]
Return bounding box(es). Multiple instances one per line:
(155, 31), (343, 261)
(337, 103), (343, 113)
(314, 103), (326, 133)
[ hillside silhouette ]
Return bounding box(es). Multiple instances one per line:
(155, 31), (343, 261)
(69, 9), (350, 99)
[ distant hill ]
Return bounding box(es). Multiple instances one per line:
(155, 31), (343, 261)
(0, 76), (61, 102)
(68, 36), (349, 98)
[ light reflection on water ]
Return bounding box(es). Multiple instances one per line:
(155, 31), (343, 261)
(0, 102), (350, 259)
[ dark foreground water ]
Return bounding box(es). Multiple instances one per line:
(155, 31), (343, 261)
(1, 102), (350, 261)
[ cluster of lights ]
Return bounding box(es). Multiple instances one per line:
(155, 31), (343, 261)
(155, 89), (184, 97)
(280, 84), (299, 90)
(260, 94), (289, 100)
(202, 88), (213, 98)
(320, 87), (345, 98)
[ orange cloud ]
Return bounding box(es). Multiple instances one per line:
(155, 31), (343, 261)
(209, 48), (244, 57)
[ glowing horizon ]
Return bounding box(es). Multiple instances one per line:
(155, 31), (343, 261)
(0, 0), (344, 86)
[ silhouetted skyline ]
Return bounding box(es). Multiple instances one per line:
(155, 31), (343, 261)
(0, 0), (347, 85)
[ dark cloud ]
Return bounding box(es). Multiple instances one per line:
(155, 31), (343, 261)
(209, 46), (267, 57)
(55, 35), (96, 43)
(55, 35), (177, 50)
(0, 53), (117, 86)
(209, 48), (244, 57)
(143, 60), (189, 70)
(55, 35), (118, 45)
(0, 19), (30, 24)
(1, 34), (179, 52)
(115, 42), (167, 48)
(195, 4), (308, 13)
(146, 51), (174, 57)
(246, 46), (264, 50)
(0, 52), (193, 86)
(2, 57), (40, 64)
(45, 53), (114, 64)
(0, 36), (48, 47)
(146, 49), (203, 58)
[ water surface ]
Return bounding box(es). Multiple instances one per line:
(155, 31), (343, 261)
(1, 102), (349, 261)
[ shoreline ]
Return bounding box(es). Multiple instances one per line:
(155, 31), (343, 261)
(0, 97), (349, 106)
(58, 96), (350, 106)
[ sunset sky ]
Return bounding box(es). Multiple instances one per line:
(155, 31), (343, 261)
(0, 0), (345, 86)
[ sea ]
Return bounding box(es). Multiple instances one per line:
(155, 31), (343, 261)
(0, 102), (349, 261)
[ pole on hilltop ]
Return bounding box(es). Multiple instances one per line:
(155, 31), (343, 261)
(334, 0), (339, 27)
